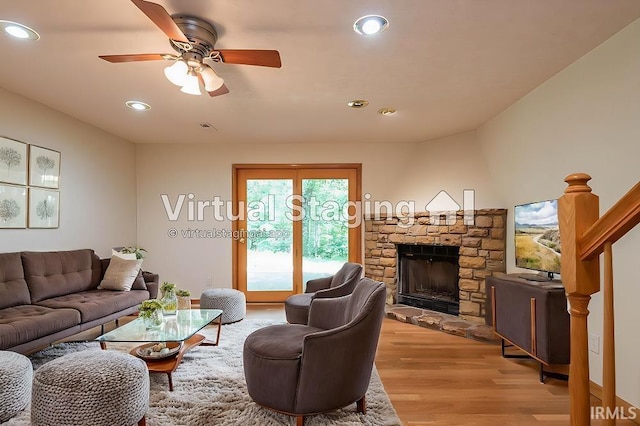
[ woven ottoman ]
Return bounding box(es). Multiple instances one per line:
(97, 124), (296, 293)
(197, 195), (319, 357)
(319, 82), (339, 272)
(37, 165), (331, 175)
(32, 350), (149, 426)
(200, 288), (246, 324)
(0, 351), (33, 422)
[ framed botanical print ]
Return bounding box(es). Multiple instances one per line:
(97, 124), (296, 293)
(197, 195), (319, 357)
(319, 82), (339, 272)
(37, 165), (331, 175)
(29, 145), (60, 189)
(0, 184), (27, 228)
(0, 136), (28, 186)
(28, 188), (59, 228)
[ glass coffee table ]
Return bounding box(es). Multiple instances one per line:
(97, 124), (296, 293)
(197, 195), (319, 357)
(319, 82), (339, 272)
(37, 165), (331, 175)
(96, 309), (223, 391)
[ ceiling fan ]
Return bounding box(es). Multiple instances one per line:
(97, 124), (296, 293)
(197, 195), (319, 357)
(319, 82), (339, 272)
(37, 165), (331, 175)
(99, 0), (281, 97)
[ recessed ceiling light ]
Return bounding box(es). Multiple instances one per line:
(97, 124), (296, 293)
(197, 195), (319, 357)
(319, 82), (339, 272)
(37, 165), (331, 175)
(125, 100), (151, 111)
(378, 107), (397, 116)
(0, 20), (40, 40)
(353, 15), (389, 36)
(347, 99), (369, 108)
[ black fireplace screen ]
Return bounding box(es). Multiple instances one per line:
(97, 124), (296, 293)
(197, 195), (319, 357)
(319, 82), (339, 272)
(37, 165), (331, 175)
(397, 244), (460, 314)
(401, 258), (459, 302)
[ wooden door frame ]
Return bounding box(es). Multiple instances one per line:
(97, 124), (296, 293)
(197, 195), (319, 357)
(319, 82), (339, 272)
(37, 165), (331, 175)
(232, 163), (362, 300)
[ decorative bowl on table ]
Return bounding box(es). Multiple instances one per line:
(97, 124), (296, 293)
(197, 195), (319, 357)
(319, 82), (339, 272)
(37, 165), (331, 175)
(135, 342), (182, 360)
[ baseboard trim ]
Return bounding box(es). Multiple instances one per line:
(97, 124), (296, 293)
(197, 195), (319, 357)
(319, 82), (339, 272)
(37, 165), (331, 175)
(590, 381), (640, 425)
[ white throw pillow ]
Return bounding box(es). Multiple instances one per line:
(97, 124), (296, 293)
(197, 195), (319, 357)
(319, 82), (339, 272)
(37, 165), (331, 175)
(99, 256), (144, 291)
(111, 249), (137, 260)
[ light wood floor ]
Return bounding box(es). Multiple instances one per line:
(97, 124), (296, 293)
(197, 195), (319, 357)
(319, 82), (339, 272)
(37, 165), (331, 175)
(376, 315), (637, 426)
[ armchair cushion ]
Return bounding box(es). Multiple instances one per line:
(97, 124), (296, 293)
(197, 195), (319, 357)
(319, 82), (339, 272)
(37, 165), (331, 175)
(283, 293), (314, 325)
(244, 324), (323, 361)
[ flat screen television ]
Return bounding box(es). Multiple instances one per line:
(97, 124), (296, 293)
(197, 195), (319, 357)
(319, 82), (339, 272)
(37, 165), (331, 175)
(514, 199), (561, 280)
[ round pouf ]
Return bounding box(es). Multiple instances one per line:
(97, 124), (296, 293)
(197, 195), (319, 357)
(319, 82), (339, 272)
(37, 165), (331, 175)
(200, 288), (246, 324)
(0, 351), (33, 422)
(32, 350), (149, 426)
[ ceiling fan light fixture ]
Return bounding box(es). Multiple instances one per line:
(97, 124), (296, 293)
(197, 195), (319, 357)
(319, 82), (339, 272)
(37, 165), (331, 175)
(353, 15), (388, 35)
(180, 68), (202, 95)
(200, 65), (224, 92)
(164, 60), (188, 86)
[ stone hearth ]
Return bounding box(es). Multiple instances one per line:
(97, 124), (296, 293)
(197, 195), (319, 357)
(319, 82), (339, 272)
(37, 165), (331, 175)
(364, 209), (507, 322)
(385, 305), (501, 344)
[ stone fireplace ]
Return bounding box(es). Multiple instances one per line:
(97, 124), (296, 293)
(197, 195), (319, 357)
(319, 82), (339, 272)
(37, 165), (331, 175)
(364, 209), (507, 322)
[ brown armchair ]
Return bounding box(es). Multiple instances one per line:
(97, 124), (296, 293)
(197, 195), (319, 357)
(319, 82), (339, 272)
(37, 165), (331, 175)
(284, 262), (363, 324)
(243, 278), (386, 426)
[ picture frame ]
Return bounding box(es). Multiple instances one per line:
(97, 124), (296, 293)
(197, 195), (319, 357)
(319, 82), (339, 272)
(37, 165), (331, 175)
(0, 136), (28, 186)
(29, 145), (60, 189)
(28, 188), (59, 229)
(0, 184), (27, 228)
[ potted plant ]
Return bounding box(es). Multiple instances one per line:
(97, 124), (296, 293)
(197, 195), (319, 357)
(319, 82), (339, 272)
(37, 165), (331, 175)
(119, 246), (147, 260)
(176, 289), (191, 310)
(160, 282), (177, 315)
(112, 246), (147, 260)
(138, 299), (164, 329)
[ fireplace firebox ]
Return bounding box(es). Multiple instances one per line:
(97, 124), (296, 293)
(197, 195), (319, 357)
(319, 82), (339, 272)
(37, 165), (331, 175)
(397, 244), (460, 315)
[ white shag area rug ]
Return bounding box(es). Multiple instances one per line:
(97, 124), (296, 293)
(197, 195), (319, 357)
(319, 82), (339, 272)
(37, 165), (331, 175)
(7, 319), (401, 426)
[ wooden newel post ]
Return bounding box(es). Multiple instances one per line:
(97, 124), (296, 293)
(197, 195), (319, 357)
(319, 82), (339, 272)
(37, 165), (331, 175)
(559, 173), (600, 426)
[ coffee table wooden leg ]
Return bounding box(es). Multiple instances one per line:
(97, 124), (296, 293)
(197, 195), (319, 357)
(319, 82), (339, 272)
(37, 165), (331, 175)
(99, 342), (106, 350)
(167, 373), (174, 391)
(201, 315), (223, 346)
(215, 315), (222, 345)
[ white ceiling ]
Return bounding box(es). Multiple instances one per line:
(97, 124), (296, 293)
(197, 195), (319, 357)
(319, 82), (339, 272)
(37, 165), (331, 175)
(1, 0), (639, 145)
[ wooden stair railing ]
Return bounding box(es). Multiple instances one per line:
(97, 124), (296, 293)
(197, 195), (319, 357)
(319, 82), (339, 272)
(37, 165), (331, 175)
(559, 173), (640, 425)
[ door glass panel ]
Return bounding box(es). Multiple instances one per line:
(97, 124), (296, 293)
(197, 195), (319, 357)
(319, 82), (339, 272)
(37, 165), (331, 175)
(246, 179), (293, 291)
(301, 179), (349, 289)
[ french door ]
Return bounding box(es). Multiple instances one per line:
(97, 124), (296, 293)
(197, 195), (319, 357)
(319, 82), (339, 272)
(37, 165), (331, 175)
(233, 165), (361, 302)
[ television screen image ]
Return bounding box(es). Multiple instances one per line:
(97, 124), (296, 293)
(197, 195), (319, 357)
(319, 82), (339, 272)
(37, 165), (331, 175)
(514, 199), (561, 275)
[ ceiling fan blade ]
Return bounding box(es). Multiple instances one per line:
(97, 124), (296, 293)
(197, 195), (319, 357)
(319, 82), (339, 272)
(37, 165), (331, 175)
(99, 54), (173, 63)
(217, 50), (281, 68)
(131, 0), (189, 43)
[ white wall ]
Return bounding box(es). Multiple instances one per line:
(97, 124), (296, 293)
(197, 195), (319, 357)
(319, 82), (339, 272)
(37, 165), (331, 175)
(0, 87), (137, 258)
(135, 132), (499, 296)
(479, 19), (640, 406)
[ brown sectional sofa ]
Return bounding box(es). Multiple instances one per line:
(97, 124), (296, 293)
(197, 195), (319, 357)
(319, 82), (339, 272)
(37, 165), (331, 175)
(0, 249), (158, 354)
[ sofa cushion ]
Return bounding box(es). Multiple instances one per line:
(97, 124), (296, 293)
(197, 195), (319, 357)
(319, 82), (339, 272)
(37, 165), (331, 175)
(0, 253), (31, 309)
(0, 305), (81, 350)
(22, 249), (101, 303)
(131, 269), (146, 290)
(98, 256), (143, 291)
(35, 289), (149, 323)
